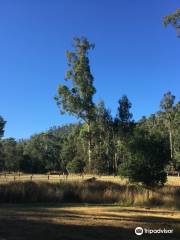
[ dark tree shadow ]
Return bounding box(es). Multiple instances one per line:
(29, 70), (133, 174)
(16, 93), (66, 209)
(0, 214), (180, 240)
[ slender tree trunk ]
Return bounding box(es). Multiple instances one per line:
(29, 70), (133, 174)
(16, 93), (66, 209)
(112, 128), (117, 175)
(168, 115), (175, 170)
(169, 130), (173, 160)
(169, 129), (176, 170)
(87, 122), (92, 172)
(113, 156), (115, 174)
(115, 152), (118, 174)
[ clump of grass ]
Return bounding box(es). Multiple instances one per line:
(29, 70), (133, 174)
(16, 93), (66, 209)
(0, 180), (179, 209)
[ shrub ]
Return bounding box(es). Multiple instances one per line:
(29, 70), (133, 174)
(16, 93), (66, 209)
(66, 157), (85, 173)
(119, 129), (169, 187)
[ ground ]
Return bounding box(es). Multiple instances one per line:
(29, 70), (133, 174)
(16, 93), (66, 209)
(0, 175), (179, 239)
(0, 204), (179, 240)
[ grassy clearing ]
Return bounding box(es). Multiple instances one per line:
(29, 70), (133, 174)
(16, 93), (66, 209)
(0, 173), (180, 186)
(0, 180), (180, 209)
(0, 204), (179, 240)
(0, 176), (179, 239)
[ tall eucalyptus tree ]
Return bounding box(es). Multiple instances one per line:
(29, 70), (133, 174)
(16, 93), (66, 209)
(55, 37), (96, 171)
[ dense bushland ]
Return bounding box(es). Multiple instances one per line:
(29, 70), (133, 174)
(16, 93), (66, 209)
(0, 93), (179, 186)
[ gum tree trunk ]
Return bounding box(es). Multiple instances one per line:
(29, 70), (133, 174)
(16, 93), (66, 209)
(87, 122), (92, 172)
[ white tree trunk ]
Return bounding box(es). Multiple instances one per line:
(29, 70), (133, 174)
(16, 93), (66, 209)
(87, 123), (92, 171)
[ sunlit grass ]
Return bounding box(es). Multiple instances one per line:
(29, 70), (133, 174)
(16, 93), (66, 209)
(0, 179), (179, 209)
(0, 173), (179, 186)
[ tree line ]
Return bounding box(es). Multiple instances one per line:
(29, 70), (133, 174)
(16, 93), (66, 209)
(0, 32), (180, 187)
(0, 91), (180, 187)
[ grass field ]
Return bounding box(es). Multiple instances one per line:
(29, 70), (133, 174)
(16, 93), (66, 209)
(0, 173), (180, 186)
(0, 174), (179, 239)
(0, 204), (179, 240)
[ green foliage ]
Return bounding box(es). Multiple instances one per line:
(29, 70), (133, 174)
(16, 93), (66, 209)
(23, 133), (61, 173)
(119, 129), (169, 187)
(67, 157), (85, 173)
(1, 138), (19, 172)
(160, 92), (175, 111)
(174, 102), (180, 170)
(0, 115), (6, 170)
(160, 92), (177, 170)
(164, 8), (180, 36)
(112, 96), (134, 173)
(91, 101), (114, 174)
(115, 95), (133, 135)
(55, 37), (96, 122)
(55, 37), (96, 171)
(0, 116), (6, 139)
(60, 124), (85, 171)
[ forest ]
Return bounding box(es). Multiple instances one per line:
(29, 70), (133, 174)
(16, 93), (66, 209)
(0, 37), (180, 187)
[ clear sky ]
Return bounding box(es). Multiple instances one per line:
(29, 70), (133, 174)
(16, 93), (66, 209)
(0, 0), (180, 139)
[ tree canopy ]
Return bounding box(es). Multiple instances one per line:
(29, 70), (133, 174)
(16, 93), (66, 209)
(164, 8), (180, 36)
(55, 37), (96, 171)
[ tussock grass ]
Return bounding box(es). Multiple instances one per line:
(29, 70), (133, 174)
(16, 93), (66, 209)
(0, 180), (179, 209)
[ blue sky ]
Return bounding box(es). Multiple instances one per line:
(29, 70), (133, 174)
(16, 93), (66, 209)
(0, 0), (179, 139)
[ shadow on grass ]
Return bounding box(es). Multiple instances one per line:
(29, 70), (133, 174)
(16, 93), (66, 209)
(0, 217), (179, 240)
(0, 206), (180, 240)
(2, 208), (180, 224)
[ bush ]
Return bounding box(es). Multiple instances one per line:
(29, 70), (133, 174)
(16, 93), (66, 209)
(66, 158), (85, 173)
(119, 129), (169, 187)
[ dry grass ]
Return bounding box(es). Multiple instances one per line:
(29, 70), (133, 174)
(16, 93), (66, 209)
(166, 176), (180, 186)
(0, 180), (179, 209)
(0, 204), (179, 240)
(0, 173), (180, 186)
